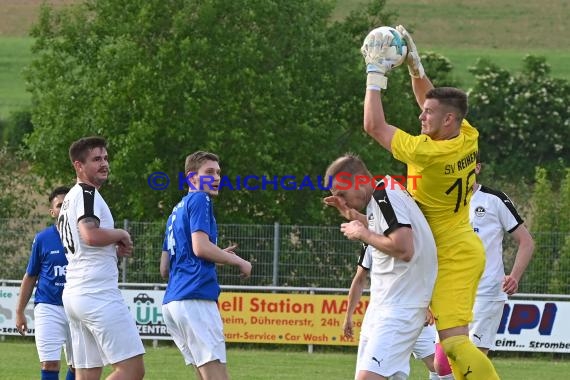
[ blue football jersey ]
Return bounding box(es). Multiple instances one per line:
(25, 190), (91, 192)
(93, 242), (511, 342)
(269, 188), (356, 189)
(163, 192), (219, 304)
(26, 225), (68, 305)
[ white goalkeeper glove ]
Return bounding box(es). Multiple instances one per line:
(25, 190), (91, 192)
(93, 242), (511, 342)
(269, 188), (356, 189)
(396, 25), (425, 78)
(361, 28), (395, 90)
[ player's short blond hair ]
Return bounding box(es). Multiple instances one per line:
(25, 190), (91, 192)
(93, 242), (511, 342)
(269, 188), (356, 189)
(324, 153), (371, 188)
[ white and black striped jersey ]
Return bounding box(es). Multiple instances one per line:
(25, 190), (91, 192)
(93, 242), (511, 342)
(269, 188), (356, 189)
(470, 185), (524, 301)
(58, 182), (118, 294)
(360, 176), (437, 308)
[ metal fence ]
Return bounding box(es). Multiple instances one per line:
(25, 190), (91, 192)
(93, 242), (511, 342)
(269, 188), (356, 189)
(1, 218), (569, 293)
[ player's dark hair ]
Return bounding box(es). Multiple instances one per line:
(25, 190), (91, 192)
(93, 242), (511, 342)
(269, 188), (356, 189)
(49, 186), (70, 203)
(184, 151), (220, 175)
(69, 136), (107, 164)
(324, 153), (371, 188)
(426, 87), (468, 120)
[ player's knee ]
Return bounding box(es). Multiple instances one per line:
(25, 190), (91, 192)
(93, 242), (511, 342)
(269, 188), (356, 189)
(41, 361), (60, 372)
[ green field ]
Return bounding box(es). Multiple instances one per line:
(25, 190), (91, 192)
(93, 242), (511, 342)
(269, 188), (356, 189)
(0, 37), (33, 119)
(0, 0), (569, 119)
(0, 341), (568, 379)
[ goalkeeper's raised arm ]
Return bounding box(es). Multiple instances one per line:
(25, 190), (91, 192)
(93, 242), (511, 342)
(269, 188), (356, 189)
(396, 25), (434, 110)
(361, 27), (399, 152)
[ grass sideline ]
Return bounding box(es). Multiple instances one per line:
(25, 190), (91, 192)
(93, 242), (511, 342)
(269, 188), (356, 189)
(0, 340), (569, 379)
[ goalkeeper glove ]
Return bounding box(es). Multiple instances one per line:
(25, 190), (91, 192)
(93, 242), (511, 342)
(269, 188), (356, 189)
(396, 25), (425, 78)
(361, 28), (395, 90)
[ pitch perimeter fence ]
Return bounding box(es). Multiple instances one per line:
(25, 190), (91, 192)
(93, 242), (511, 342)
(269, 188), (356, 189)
(1, 218), (569, 293)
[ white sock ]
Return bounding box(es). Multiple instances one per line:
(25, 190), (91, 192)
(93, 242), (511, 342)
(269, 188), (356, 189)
(428, 371), (440, 380)
(439, 374), (455, 380)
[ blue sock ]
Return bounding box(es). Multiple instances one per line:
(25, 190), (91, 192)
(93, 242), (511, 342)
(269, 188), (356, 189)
(66, 368), (76, 380)
(40, 369), (59, 380)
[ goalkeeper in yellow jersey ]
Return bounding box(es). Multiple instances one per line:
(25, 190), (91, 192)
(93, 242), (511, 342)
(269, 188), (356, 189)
(359, 25), (500, 380)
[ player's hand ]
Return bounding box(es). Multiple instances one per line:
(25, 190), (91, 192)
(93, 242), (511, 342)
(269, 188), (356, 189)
(224, 243), (238, 255)
(340, 220), (367, 241)
(342, 316), (354, 339)
(503, 275), (519, 295)
(15, 312), (27, 336)
(361, 28), (395, 90)
(238, 258), (252, 279)
(116, 230), (134, 257)
(323, 195), (353, 220)
(396, 25), (425, 78)
(425, 308), (435, 326)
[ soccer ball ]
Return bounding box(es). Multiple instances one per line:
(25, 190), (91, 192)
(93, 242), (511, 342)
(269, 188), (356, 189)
(366, 26), (408, 68)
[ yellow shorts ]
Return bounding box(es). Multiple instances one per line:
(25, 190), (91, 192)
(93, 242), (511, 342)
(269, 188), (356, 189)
(431, 234), (485, 331)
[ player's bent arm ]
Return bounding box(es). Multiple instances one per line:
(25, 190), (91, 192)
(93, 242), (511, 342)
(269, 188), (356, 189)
(363, 90), (397, 152)
(78, 218), (130, 247)
(192, 231), (252, 277)
(348, 209), (368, 226)
(344, 266), (368, 338)
(411, 76), (435, 110)
(360, 226), (414, 262)
(346, 267), (367, 319)
(159, 251), (169, 280)
(508, 225), (535, 284)
(15, 274), (37, 335)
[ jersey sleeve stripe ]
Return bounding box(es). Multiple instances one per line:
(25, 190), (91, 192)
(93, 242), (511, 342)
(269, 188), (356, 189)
(78, 183), (98, 221)
(480, 185), (524, 225)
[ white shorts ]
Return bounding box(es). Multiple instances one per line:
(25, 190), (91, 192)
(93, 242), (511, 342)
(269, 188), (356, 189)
(63, 289), (145, 368)
(469, 299), (505, 349)
(411, 324), (436, 360)
(357, 307), (426, 379)
(34, 303), (73, 365)
(162, 299), (226, 367)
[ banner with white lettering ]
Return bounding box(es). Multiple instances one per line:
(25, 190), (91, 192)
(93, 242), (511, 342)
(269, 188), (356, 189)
(1, 285), (569, 352)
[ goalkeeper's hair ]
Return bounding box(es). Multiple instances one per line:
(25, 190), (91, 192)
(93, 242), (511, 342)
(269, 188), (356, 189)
(324, 153), (372, 188)
(426, 87), (468, 121)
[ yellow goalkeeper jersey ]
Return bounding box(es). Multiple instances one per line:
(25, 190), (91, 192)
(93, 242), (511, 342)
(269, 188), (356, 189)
(391, 119), (479, 242)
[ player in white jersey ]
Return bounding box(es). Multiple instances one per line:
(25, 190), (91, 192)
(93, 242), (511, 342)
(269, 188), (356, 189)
(434, 157), (535, 378)
(16, 186), (75, 380)
(469, 159), (534, 354)
(324, 154), (437, 380)
(344, 245), (439, 380)
(58, 136), (145, 380)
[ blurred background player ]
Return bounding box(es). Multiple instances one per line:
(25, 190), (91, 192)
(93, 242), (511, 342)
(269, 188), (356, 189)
(435, 155), (535, 378)
(343, 245), (439, 380)
(15, 186), (75, 380)
(162, 151), (251, 380)
(324, 154), (437, 380)
(360, 24), (499, 379)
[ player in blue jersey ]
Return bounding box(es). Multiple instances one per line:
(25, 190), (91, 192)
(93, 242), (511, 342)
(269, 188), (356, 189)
(15, 186), (75, 380)
(162, 151), (252, 380)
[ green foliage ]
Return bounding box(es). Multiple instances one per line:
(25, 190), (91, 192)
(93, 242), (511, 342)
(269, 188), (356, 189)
(1, 109), (33, 148)
(23, 0), (425, 224)
(0, 146), (38, 218)
(548, 169), (570, 293)
(468, 56), (570, 181)
(525, 168), (555, 293)
(526, 167), (570, 294)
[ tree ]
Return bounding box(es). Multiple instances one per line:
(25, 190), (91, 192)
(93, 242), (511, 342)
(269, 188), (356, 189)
(468, 56), (570, 181)
(25, 0), (423, 224)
